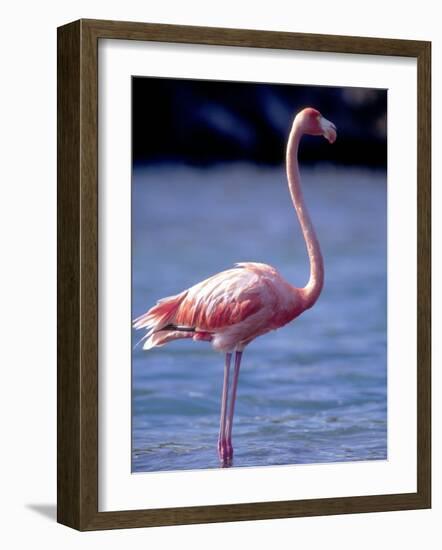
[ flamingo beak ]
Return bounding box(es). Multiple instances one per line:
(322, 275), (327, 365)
(320, 116), (337, 144)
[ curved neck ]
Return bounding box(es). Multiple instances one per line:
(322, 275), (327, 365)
(286, 120), (324, 309)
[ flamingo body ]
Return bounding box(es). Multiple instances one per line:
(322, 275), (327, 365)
(133, 262), (305, 353)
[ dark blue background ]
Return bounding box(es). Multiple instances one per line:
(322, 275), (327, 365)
(132, 78), (386, 167)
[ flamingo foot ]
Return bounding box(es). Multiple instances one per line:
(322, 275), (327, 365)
(220, 456), (233, 468)
(217, 438), (233, 466)
(217, 438), (233, 459)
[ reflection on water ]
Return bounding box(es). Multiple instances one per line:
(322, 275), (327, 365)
(131, 164), (387, 472)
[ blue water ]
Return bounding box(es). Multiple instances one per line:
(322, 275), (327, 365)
(132, 164), (387, 472)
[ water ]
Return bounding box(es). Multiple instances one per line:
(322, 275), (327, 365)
(131, 163), (387, 472)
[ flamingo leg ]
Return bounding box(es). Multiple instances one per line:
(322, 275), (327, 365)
(224, 351), (243, 461)
(217, 352), (231, 461)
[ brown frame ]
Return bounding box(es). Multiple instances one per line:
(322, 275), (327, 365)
(57, 18), (431, 531)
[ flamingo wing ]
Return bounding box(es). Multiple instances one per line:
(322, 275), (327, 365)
(173, 264), (265, 331)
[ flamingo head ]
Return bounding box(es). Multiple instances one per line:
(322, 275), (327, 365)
(296, 107), (337, 144)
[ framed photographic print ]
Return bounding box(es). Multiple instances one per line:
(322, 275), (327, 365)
(57, 19), (431, 530)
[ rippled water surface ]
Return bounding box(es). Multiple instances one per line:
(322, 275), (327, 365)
(132, 164), (387, 472)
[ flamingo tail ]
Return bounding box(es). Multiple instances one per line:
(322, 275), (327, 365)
(133, 292), (192, 350)
(140, 329), (194, 350)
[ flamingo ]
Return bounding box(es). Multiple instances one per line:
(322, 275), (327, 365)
(133, 107), (337, 465)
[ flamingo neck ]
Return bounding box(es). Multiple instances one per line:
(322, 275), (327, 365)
(286, 120), (324, 310)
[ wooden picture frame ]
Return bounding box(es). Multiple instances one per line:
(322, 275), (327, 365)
(57, 18), (431, 530)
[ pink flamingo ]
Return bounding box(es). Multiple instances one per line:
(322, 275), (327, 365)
(134, 107), (337, 465)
